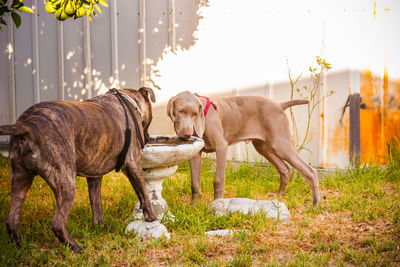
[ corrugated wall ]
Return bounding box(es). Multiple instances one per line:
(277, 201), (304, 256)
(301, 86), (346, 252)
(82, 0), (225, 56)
(0, 0), (202, 125)
(1, 1), (399, 169)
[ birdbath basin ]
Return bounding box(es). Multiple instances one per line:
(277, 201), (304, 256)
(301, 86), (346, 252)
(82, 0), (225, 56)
(131, 135), (204, 220)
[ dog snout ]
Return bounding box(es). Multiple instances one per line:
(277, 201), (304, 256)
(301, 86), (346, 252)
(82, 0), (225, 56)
(181, 128), (194, 139)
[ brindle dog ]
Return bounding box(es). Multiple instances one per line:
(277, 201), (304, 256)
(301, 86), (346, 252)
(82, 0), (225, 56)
(0, 88), (157, 252)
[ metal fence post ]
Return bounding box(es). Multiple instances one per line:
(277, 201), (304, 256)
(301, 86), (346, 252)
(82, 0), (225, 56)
(349, 93), (361, 166)
(139, 0), (147, 87)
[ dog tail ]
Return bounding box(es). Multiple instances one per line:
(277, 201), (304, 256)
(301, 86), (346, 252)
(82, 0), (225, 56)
(280, 99), (309, 110)
(0, 123), (29, 136)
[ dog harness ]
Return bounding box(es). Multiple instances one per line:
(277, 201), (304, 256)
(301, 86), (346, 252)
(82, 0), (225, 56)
(109, 88), (145, 172)
(194, 93), (218, 117)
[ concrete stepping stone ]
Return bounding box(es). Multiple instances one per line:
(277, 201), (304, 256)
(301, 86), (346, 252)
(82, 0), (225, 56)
(125, 220), (171, 241)
(209, 198), (290, 221)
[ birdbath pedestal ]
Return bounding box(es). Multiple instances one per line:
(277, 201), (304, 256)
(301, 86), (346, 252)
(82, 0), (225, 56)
(129, 136), (204, 221)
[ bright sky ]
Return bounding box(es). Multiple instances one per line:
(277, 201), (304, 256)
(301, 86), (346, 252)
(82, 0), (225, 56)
(151, 0), (400, 102)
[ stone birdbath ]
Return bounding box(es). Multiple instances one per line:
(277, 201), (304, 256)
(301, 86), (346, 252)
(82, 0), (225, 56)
(125, 136), (204, 239)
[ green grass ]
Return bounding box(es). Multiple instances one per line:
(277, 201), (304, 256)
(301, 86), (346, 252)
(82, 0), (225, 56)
(0, 147), (399, 266)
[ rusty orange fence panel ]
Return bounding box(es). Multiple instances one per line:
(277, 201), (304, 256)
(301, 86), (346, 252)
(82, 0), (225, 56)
(360, 70), (400, 164)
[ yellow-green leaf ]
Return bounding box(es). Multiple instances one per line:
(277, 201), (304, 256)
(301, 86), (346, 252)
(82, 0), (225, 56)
(98, 0), (108, 7)
(94, 4), (101, 14)
(17, 5), (35, 14)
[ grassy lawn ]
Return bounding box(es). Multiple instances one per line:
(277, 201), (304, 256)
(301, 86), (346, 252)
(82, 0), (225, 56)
(0, 149), (399, 266)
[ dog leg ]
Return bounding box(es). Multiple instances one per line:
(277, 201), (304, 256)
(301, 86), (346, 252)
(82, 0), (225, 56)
(214, 142), (228, 199)
(44, 171), (83, 252)
(288, 155), (320, 207)
(276, 145), (320, 207)
(189, 152), (202, 203)
(252, 140), (291, 195)
(6, 167), (34, 248)
(123, 164), (157, 222)
(86, 177), (105, 226)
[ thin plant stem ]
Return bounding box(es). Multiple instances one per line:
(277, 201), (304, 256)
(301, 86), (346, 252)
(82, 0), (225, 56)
(287, 56), (333, 162)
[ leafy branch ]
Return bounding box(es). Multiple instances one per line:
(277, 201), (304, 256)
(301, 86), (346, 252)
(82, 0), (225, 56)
(287, 56), (334, 161)
(0, 0), (108, 31)
(0, 0), (34, 30)
(44, 0), (108, 22)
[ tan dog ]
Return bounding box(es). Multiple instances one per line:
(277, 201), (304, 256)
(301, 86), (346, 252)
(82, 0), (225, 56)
(167, 91), (320, 207)
(0, 88), (158, 251)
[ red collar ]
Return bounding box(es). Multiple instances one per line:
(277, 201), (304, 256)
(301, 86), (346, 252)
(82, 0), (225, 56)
(195, 93), (218, 117)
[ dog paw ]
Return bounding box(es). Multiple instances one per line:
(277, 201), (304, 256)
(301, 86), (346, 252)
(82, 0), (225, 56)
(312, 199), (321, 209)
(144, 212), (158, 222)
(8, 238), (22, 249)
(94, 222), (109, 232)
(191, 193), (203, 204)
(69, 243), (85, 253)
(102, 224), (110, 232)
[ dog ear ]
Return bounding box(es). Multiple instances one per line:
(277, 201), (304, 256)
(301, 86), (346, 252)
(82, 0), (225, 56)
(167, 96), (176, 121)
(194, 102), (205, 138)
(139, 87), (156, 103)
